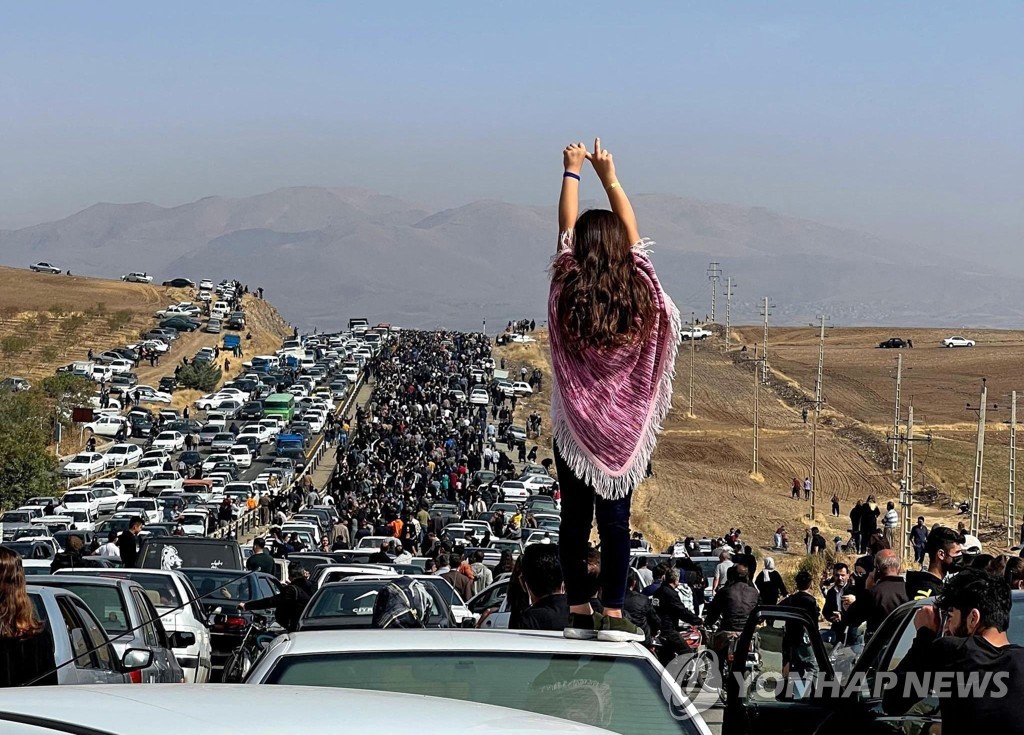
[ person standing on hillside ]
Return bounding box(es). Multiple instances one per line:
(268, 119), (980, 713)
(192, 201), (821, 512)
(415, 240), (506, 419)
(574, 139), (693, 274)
(550, 139), (680, 643)
(883, 500), (900, 548)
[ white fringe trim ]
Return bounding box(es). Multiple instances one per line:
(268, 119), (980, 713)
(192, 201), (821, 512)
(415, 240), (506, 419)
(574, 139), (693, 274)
(552, 265), (682, 501)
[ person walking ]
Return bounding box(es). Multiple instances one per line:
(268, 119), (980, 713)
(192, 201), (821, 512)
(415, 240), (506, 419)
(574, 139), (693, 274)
(0, 548), (57, 686)
(117, 517), (144, 567)
(803, 476), (811, 501)
(551, 139), (680, 642)
(791, 477), (801, 500)
(830, 493), (840, 517)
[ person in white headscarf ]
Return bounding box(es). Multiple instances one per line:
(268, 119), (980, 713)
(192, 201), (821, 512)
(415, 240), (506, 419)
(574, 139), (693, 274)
(755, 556), (788, 605)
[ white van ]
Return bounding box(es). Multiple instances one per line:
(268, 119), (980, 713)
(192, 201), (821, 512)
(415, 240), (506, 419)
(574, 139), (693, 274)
(211, 301), (230, 319)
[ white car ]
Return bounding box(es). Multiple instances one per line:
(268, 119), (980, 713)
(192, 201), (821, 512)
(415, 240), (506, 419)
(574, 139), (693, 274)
(199, 279), (214, 290)
(60, 490), (100, 515)
(155, 303), (201, 318)
(511, 382), (534, 396)
(122, 272), (153, 283)
(449, 390), (467, 403)
(29, 261), (62, 274)
(244, 630), (712, 735)
(196, 392), (241, 411)
(520, 475), (556, 493)
(509, 334), (536, 343)
(499, 480), (530, 502)
(122, 497), (161, 524)
(152, 431), (185, 452)
(469, 388), (489, 405)
(943, 335), (976, 348)
(84, 414), (128, 438)
(135, 387), (173, 404)
(137, 457), (167, 474)
(147, 471), (184, 494)
(681, 327), (713, 341)
(107, 359), (135, 375)
(115, 468), (153, 495)
(103, 443), (143, 468)
(89, 485), (132, 513)
(202, 454), (236, 473)
(228, 445), (253, 469)
(258, 419), (282, 437)
(238, 424), (272, 444)
(129, 339), (170, 354)
(197, 290), (212, 302)
(63, 453), (107, 478)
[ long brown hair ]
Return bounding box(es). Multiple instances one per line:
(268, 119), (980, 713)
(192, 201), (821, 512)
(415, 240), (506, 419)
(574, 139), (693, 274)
(554, 209), (655, 349)
(0, 547), (43, 638)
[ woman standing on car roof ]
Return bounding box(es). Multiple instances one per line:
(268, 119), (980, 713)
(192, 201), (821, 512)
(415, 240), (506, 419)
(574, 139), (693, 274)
(0, 548), (57, 687)
(550, 139), (680, 643)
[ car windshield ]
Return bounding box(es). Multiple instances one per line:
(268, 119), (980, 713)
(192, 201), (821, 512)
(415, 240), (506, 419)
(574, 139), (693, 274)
(57, 583), (129, 634)
(306, 582), (381, 618)
(263, 651), (694, 734)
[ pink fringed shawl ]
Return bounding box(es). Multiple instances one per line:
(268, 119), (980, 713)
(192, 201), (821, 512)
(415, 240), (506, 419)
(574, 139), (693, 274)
(548, 231), (681, 500)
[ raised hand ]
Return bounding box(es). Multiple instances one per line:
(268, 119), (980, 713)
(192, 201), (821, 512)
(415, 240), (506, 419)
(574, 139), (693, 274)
(563, 142), (588, 174)
(585, 137), (616, 185)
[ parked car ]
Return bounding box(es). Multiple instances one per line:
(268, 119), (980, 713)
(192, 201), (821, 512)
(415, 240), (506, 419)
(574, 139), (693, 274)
(84, 414), (129, 438)
(122, 272), (153, 283)
(152, 431), (185, 452)
(89, 486), (132, 514)
(205, 319), (223, 334)
(23, 585), (137, 684)
(511, 381), (534, 396)
(162, 278), (196, 288)
(122, 498), (161, 524)
(246, 629), (709, 734)
(103, 443), (143, 468)
(53, 567), (213, 683)
(62, 454), (107, 479)
(179, 567), (280, 675)
(159, 317), (200, 332)
(115, 468), (153, 495)
(30, 262), (63, 274)
(32, 575), (184, 683)
(146, 472), (184, 495)
(942, 335), (976, 348)
(139, 537), (244, 571)
(878, 337), (908, 349)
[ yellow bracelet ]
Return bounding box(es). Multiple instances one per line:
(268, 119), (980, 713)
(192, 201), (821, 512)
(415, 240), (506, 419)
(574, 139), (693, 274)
(606, 182), (621, 190)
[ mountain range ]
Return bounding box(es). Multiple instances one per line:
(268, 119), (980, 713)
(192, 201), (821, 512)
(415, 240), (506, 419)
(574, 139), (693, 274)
(1, 186), (1020, 330)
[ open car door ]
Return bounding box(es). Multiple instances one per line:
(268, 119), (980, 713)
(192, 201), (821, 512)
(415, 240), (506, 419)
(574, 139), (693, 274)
(722, 605), (836, 735)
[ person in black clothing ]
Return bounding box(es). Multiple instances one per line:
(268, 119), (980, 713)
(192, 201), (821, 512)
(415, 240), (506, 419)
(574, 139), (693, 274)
(623, 571), (660, 645)
(49, 534), (97, 573)
(906, 526), (964, 601)
(809, 527), (827, 555)
(246, 538), (276, 574)
(849, 550), (909, 638)
(779, 571), (821, 679)
(652, 568), (702, 658)
(849, 500), (864, 554)
(821, 562), (854, 644)
(884, 569), (1024, 734)
(517, 544), (568, 631)
(240, 563), (313, 632)
(117, 518), (144, 568)
(755, 557), (787, 605)
(859, 497), (881, 553)
(0, 548), (57, 687)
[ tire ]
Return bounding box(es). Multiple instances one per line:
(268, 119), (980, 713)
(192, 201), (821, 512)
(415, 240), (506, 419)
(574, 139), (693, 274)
(221, 648), (245, 683)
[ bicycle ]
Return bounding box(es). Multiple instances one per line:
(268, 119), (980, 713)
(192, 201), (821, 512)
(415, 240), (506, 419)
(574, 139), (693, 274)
(221, 613), (280, 683)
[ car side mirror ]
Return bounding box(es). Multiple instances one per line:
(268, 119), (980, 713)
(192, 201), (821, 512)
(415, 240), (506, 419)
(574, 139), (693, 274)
(461, 617), (477, 629)
(169, 631), (196, 648)
(122, 648), (153, 671)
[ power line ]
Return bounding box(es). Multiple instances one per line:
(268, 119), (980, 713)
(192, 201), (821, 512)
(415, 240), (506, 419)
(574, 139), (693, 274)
(724, 277), (736, 350)
(759, 297), (775, 384)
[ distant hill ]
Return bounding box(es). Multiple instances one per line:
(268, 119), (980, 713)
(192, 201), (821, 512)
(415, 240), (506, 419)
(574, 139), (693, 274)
(2, 186), (1021, 330)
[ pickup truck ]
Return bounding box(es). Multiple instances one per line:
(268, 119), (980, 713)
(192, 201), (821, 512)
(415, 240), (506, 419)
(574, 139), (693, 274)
(681, 327), (713, 341)
(275, 434), (306, 460)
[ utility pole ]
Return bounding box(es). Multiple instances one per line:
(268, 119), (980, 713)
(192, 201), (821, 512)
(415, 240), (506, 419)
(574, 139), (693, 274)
(759, 297), (773, 384)
(892, 353), (903, 475)
(809, 315), (828, 520)
(750, 353), (766, 477)
(902, 405), (915, 563)
(889, 402), (932, 563)
(1009, 391), (1018, 547)
(687, 312), (696, 419)
(969, 379), (989, 537)
(707, 262), (722, 323)
(724, 277), (735, 350)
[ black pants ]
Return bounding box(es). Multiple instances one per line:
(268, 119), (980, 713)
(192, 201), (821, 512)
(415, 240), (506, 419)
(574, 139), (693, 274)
(555, 442), (632, 609)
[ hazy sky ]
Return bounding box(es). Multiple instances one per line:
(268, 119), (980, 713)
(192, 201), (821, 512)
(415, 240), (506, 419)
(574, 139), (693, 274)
(2, 2), (1021, 258)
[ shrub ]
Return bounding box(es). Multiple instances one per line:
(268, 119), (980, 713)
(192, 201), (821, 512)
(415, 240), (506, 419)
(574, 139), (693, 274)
(106, 310), (133, 331)
(48, 304), (68, 318)
(177, 362), (222, 392)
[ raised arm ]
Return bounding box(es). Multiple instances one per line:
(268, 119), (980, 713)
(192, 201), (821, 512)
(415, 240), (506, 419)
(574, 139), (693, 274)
(559, 142), (587, 237)
(587, 137), (640, 245)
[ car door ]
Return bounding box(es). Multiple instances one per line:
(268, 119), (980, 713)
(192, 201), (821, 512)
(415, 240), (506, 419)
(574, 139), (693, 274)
(58, 596), (126, 684)
(131, 588), (178, 682)
(723, 606), (837, 735)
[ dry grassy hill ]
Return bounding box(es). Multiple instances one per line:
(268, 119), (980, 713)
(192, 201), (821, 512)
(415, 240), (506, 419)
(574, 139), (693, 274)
(0, 266), (293, 434)
(495, 325), (987, 574)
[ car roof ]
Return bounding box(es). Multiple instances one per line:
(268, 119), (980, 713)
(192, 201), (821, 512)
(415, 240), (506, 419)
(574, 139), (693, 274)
(272, 628), (652, 658)
(33, 574), (137, 590)
(0, 684), (617, 733)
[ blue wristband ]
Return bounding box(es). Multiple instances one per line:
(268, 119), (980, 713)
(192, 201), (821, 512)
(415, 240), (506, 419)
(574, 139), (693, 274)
(563, 171), (580, 181)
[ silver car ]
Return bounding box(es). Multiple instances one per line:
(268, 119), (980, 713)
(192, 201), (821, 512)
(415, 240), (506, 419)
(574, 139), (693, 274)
(25, 586), (134, 685)
(33, 576), (183, 683)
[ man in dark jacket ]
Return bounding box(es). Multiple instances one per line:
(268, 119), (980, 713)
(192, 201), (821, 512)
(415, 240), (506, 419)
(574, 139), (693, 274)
(822, 562), (854, 644)
(780, 571), (822, 677)
(240, 563), (313, 632)
(623, 571), (660, 645)
(652, 568), (701, 657)
(117, 517), (144, 568)
(849, 549), (909, 638)
(246, 538), (276, 574)
(859, 497), (881, 554)
(704, 563), (760, 633)
(516, 544), (568, 631)
(49, 534), (98, 573)
(850, 500), (864, 553)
